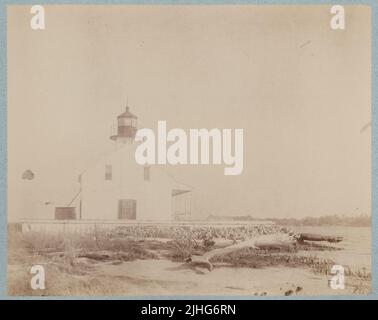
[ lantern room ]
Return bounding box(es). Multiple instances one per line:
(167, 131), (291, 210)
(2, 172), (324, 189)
(110, 106), (138, 143)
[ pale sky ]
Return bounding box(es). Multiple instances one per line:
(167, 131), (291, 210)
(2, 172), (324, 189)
(8, 5), (371, 220)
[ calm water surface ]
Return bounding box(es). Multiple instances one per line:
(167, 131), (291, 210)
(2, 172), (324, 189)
(293, 226), (371, 271)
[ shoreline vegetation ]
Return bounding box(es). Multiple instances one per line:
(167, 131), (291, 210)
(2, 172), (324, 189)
(207, 214), (371, 227)
(8, 223), (371, 296)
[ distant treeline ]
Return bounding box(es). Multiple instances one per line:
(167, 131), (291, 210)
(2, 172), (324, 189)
(207, 214), (371, 227)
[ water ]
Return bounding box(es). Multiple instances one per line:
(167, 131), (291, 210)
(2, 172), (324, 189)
(293, 226), (371, 272)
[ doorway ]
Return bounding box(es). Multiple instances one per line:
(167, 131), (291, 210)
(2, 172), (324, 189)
(118, 199), (136, 220)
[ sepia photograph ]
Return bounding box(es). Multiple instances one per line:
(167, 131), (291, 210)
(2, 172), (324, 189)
(6, 4), (372, 297)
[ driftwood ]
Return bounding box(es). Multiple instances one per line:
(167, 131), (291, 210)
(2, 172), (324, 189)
(187, 234), (295, 271)
(187, 232), (343, 271)
(78, 251), (111, 261)
(253, 240), (296, 251)
(297, 233), (343, 243)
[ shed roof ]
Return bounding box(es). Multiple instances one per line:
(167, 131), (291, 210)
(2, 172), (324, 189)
(172, 189), (191, 197)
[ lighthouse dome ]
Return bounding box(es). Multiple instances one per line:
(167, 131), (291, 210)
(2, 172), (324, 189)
(117, 106), (137, 119)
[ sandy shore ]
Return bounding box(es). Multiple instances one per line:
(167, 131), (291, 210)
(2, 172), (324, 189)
(7, 225), (371, 296)
(8, 257), (370, 296)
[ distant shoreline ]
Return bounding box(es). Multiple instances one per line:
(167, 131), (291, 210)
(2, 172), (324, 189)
(207, 214), (371, 228)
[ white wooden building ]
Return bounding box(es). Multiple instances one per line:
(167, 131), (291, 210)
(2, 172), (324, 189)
(79, 106), (191, 221)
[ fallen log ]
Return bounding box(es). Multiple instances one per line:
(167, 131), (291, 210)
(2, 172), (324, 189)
(213, 239), (295, 251)
(187, 234), (295, 271)
(297, 233), (343, 243)
(254, 240), (296, 251)
(78, 252), (110, 261)
(187, 232), (343, 271)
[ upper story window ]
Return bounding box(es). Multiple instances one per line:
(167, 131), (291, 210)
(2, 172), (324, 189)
(144, 166), (150, 181)
(105, 164), (112, 181)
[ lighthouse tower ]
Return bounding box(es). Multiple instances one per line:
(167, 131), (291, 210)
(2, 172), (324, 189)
(110, 106), (138, 146)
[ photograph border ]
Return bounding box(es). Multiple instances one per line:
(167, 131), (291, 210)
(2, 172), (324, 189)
(0, 0), (376, 300)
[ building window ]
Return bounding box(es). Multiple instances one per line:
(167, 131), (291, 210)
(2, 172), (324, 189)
(105, 164), (112, 180)
(144, 166), (150, 181)
(118, 199), (136, 219)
